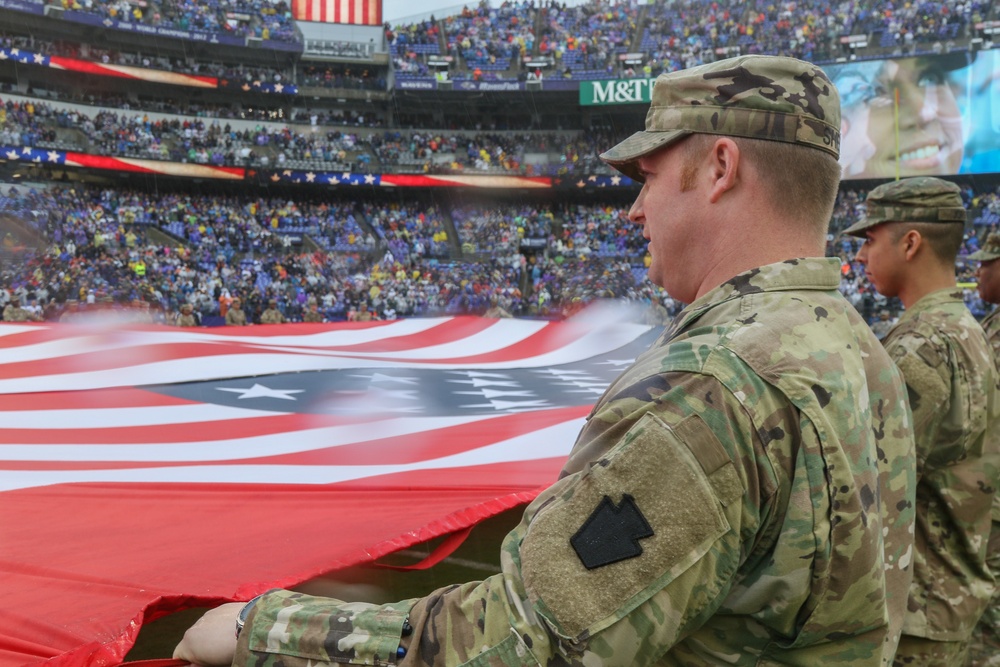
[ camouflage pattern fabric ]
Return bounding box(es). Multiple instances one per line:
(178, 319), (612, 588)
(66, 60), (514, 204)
(967, 524), (1000, 666)
(233, 258), (916, 667)
(260, 308), (286, 324)
(303, 310), (324, 323)
(967, 307), (1000, 667)
(968, 233), (1000, 262)
(893, 635), (970, 667)
(226, 307), (248, 326)
(841, 178), (966, 238)
(600, 55), (840, 182)
(2, 306), (39, 322)
(881, 289), (1000, 649)
(175, 313), (197, 327)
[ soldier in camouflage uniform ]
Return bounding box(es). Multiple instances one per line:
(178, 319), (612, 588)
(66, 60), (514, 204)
(967, 231), (1000, 667)
(3, 297), (41, 322)
(225, 298), (248, 326)
(303, 299), (324, 323)
(175, 55), (916, 667)
(846, 178), (1000, 666)
(176, 303), (198, 328)
(260, 299), (287, 324)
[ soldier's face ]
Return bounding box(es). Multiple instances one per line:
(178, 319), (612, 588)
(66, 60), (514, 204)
(855, 224), (907, 297)
(628, 143), (701, 302)
(977, 258), (1000, 305)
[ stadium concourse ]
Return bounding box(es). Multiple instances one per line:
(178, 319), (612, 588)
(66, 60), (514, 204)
(0, 0), (999, 663)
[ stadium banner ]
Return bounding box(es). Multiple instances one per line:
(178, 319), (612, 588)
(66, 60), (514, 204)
(0, 47), (219, 88)
(0, 146), (246, 180)
(58, 9), (302, 52)
(259, 170), (637, 188)
(826, 51), (1000, 179)
(397, 78), (437, 89)
(579, 78), (654, 106)
(0, 0), (44, 14)
(0, 46), (299, 93)
(396, 78), (579, 92)
(292, 0), (382, 26)
(0, 312), (657, 666)
(218, 78), (299, 95)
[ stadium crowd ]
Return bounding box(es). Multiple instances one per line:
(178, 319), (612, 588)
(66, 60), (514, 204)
(50, 0), (299, 42)
(1, 181), (996, 327)
(0, 96), (619, 175)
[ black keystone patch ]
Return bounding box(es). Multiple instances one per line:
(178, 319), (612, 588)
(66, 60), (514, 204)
(570, 494), (654, 569)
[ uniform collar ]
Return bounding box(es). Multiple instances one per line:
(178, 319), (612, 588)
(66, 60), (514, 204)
(666, 257), (841, 338)
(898, 287), (966, 321)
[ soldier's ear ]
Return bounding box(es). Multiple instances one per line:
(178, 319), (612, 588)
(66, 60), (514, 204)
(902, 230), (922, 261)
(707, 137), (740, 204)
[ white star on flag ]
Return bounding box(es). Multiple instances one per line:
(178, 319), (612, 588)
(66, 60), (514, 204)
(460, 399), (551, 411)
(305, 172), (316, 182)
(611, 175), (621, 185)
(352, 373), (420, 385)
(47, 151), (60, 162)
(34, 53), (45, 64)
(455, 388), (535, 399)
(216, 383), (304, 400)
(364, 174), (376, 184)
(448, 378), (520, 388)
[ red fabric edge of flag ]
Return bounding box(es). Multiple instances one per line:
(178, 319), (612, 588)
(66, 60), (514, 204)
(33, 485), (548, 667)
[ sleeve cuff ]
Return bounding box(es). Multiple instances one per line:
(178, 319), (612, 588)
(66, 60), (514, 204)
(236, 589), (416, 666)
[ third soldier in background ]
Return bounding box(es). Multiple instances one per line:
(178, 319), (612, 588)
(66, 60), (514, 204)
(848, 177), (1000, 666)
(967, 231), (1000, 667)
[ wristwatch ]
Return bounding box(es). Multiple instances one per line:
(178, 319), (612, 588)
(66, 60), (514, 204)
(235, 593), (265, 639)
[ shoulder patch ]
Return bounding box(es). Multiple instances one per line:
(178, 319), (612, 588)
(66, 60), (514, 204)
(570, 495), (654, 570)
(520, 411), (743, 640)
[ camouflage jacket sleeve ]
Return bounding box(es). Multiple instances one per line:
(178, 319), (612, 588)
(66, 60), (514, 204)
(234, 370), (768, 667)
(882, 329), (952, 471)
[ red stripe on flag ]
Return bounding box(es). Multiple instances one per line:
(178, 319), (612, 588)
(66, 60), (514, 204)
(0, 319), (532, 380)
(0, 405), (588, 469)
(0, 387), (194, 412)
(49, 56), (140, 79)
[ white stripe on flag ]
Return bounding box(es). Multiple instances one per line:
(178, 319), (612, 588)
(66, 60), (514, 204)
(0, 418), (583, 491)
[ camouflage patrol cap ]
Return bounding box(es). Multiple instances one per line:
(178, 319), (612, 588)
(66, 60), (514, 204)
(842, 177), (966, 237)
(968, 232), (1000, 261)
(600, 55), (841, 182)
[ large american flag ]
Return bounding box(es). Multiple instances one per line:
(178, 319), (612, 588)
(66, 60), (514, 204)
(0, 308), (656, 666)
(292, 0), (381, 25)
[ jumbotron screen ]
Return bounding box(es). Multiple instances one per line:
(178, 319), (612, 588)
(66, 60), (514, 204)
(826, 51), (1000, 179)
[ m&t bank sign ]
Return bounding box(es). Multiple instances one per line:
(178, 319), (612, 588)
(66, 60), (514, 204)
(579, 79), (654, 106)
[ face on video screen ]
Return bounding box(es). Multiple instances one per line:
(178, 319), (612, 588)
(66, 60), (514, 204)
(831, 56), (964, 179)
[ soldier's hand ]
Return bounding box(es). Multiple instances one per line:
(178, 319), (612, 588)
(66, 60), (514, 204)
(173, 602), (242, 666)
